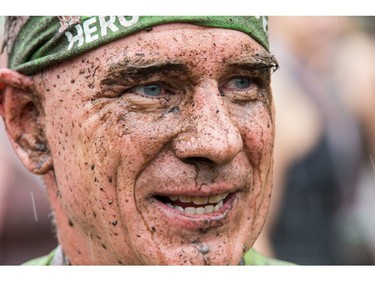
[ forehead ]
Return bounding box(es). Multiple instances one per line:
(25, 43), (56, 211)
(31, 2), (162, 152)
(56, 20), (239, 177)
(59, 24), (267, 72)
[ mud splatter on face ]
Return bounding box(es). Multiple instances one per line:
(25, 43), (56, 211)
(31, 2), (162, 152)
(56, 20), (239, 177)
(37, 24), (275, 265)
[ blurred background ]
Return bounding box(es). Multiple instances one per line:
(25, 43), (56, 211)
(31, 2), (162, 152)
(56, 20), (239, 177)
(254, 16), (375, 265)
(0, 16), (375, 265)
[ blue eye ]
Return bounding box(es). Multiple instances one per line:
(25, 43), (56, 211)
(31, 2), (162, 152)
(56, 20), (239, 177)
(221, 77), (254, 91)
(131, 84), (168, 97)
(143, 84), (162, 96)
(233, 77), (252, 89)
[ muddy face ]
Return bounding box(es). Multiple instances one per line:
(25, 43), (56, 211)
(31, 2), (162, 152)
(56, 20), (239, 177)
(35, 24), (275, 265)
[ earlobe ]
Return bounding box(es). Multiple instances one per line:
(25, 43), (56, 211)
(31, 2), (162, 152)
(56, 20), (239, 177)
(0, 68), (52, 174)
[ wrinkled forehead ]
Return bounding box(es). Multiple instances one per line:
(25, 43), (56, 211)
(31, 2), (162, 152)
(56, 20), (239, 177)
(40, 24), (277, 85)
(97, 25), (276, 74)
(7, 16), (270, 75)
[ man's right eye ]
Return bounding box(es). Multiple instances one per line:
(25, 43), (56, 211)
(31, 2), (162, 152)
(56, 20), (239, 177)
(131, 83), (172, 97)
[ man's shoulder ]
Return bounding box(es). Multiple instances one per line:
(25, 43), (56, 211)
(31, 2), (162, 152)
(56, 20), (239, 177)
(243, 248), (294, 265)
(23, 249), (56, 265)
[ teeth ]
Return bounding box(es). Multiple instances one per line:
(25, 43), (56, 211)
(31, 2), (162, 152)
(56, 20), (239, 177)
(214, 200), (223, 211)
(204, 205), (214, 214)
(168, 193), (229, 206)
(185, 207), (196, 215)
(179, 195), (192, 203)
(172, 200), (224, 215)
(196, 207), (205, 215)
(208, 194), (222, 204)
(192, 196), (208, 205)
(166, 193), (230, 215)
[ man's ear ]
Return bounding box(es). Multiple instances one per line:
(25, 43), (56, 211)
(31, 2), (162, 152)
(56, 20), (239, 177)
(0, 68), (52, 174)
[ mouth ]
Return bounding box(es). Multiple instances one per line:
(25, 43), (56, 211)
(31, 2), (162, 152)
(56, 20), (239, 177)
(154, 192), (235, 215)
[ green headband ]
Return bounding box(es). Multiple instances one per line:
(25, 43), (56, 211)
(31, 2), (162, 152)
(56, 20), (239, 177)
(8, 16), (269, 75)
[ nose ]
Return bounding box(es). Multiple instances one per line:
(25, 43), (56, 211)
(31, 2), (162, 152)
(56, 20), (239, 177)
(173, 81), (243, 166)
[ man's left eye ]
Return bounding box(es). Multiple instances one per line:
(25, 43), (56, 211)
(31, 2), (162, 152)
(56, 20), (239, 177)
(223, 77), (253, 90)
(133, 84), (168, 97)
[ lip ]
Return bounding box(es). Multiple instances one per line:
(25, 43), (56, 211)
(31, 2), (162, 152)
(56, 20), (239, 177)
(150, 189), (241, 231)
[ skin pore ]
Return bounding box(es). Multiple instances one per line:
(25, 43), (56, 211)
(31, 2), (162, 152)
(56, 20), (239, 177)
(27, 23), (276, 265)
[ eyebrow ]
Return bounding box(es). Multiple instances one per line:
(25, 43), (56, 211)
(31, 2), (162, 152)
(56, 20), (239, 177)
(227, 52), (279, 72)
(101, 51), (279, 86)
(101, 59), (189, 85)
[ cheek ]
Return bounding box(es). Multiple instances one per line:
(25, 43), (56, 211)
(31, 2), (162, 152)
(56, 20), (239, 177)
(81, 100), (182, 162)
(71, 102), (182, 210)
(234, 104), (274, 234)
(44, 99), (121, 233)
(235, 104), (274, 167)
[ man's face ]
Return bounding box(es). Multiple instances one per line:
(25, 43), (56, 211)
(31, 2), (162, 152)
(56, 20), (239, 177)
(36, 24), (275, 265)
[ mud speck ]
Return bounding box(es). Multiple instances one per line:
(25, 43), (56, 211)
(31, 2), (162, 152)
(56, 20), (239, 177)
(199, 227), (208, 234)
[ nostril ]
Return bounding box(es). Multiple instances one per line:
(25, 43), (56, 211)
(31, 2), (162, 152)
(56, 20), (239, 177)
(183, 157), (214, 166)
